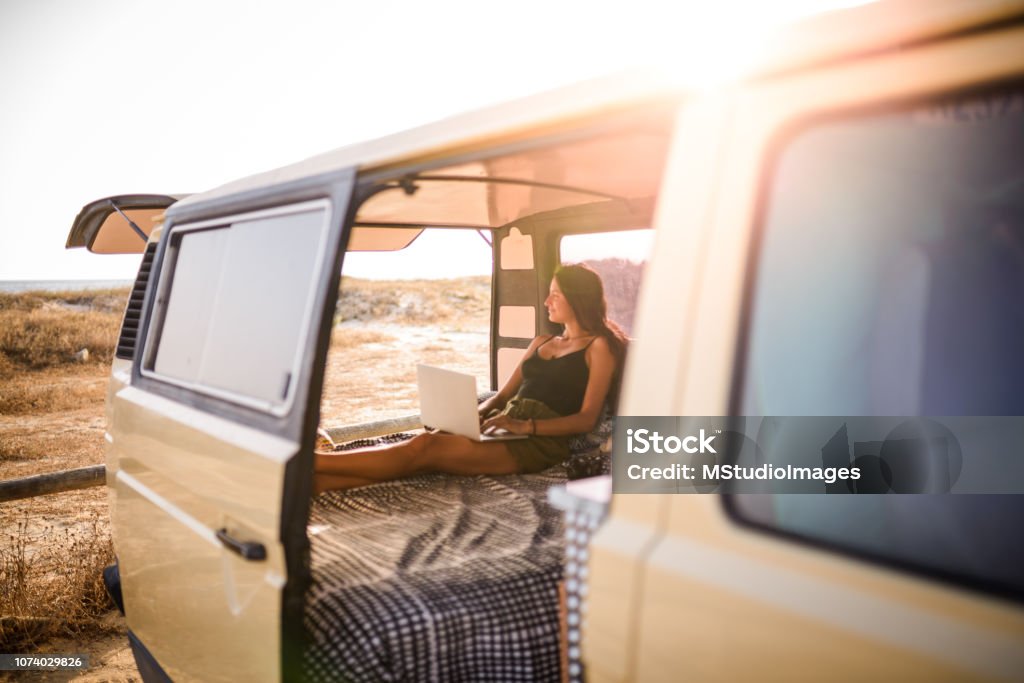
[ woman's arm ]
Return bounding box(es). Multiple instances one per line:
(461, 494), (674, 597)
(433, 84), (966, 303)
(477, 335), (551, 417)
(481, 336), (616, 436)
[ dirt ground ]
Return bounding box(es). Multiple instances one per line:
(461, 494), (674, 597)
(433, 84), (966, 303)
(0, 319), (488, 681)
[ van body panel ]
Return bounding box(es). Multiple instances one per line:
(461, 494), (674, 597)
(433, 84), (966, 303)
(104, 357), (131, 484)
(604, 17), (1024, 682)
(585, 515), (659, 682)
(585, 95), (731, 681)
(759, 0), (1024, 80)
(631, 498), (1024, 682)
(112, 386), (286, 682)
(618, 94), (734, 417)
(636, 540), (1017, 682)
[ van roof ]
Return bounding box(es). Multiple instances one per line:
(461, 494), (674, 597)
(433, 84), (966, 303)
(172, 0), (1023, 214)
(171, 69), (682, 215)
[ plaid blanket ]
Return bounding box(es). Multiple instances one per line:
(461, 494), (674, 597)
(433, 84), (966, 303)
(303, 464), (567, 682)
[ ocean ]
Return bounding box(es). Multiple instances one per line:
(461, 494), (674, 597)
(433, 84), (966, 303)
(0, 279), (133, 293)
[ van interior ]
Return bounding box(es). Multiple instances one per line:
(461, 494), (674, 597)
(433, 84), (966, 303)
(301, 107), (675, 679)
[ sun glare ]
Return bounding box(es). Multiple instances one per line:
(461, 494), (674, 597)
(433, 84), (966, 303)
(622, 0), (879, 88)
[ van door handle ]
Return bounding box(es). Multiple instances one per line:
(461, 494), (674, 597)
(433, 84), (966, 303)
(216, 528), (267, 561)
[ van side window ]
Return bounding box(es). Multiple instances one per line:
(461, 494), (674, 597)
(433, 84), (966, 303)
(730, 85), (1024, 600)
(145, 201), (330, 412)
(559, 229), (653, 336)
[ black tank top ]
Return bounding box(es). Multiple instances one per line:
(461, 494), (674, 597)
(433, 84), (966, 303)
(516, 336), (595, 416)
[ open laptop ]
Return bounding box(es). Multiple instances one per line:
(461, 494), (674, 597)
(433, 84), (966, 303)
(416, 364), (528, 441)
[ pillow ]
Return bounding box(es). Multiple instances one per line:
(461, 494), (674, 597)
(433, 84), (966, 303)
(564, 415), (613, 480)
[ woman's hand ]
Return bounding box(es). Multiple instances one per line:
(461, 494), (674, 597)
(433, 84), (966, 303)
(480, 413), (532, 436)
(478, 403), (497, 422)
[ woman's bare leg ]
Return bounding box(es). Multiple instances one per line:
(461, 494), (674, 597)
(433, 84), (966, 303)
(314, 431), (520, 492)
(314, 472), (382, 493)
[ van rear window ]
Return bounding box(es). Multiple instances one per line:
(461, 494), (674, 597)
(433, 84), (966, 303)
(145, 201), (330, 413)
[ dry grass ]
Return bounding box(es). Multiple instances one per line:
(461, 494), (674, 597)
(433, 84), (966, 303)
(0, 369), (109, 418)
(1, 289), (147, 663)
(329, 327), (398, 350)
(0, 289), (127, 381)
(0, 289), (127, 315)
(0, 513), (117, 652)
(337, 276), (490, 326)
(0, 289), (125, 416)
(0, 307), (120, 370)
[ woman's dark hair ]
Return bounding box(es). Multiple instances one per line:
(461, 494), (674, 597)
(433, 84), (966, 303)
(553, 263), (629, 410)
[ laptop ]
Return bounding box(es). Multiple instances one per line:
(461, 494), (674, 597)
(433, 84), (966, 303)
(416, 364), (528, 441)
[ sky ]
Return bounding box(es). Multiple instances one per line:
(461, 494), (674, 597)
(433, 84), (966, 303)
(0, 0), (866, 281)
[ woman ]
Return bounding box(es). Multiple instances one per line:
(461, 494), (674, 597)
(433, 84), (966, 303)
(314, 264), (628, 492)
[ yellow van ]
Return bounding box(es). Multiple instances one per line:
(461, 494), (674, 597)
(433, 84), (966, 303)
(67, 1), (1024, 680)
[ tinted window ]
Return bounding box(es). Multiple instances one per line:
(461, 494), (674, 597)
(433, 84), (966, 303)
(148, 202), (329, 412)
(731, 86), (1024, 599)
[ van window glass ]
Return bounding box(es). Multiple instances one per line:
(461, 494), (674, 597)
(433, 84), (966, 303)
(559, 229), (653, 335)
(151, 204), (328, 410)
(731, 86), (1024, 599)
(154, 227), (228, 382)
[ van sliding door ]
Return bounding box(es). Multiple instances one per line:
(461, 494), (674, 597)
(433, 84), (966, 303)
(111, 169), (355, 682)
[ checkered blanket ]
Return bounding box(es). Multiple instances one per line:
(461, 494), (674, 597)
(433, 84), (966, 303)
(303, 464), (567, 682)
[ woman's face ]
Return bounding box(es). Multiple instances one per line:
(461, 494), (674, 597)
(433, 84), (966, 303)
(544, 278), (575, 325)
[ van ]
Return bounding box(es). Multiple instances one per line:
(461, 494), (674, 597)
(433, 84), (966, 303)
(66, 1), (1024, 680)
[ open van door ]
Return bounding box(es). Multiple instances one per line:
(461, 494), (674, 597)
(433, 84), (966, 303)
(65, 194), (185, 254)
(106, 171), (356, 682)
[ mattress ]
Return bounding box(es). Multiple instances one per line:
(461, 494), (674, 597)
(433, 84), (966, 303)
(303, 460), (568, 682)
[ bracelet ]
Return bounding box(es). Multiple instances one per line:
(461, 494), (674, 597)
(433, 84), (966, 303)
(530, 418), (536, 435)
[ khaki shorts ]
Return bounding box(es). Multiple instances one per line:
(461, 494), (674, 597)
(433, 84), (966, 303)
(490, 398), (572, 473)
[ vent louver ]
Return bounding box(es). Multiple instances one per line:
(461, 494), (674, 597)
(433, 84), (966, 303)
(115, 243), (157, 360)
